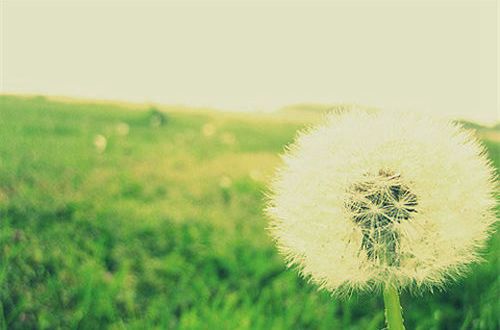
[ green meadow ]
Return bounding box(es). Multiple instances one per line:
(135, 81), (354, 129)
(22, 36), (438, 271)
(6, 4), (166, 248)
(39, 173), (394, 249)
(0, 95), (498, 329)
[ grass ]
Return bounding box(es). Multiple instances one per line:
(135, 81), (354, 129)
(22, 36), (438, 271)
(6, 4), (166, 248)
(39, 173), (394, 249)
(0, 95), (498, 329)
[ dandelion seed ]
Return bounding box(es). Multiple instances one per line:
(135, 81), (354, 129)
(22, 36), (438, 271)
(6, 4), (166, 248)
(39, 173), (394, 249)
(94, 134), (107, 153)
(266, 111), (497, 328)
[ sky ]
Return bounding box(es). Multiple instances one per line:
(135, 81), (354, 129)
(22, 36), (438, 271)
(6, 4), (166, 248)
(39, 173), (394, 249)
(1, 0), (498, 123)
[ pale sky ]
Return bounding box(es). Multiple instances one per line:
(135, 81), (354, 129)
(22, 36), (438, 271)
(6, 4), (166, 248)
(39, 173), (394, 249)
(1, 0), (498, 123)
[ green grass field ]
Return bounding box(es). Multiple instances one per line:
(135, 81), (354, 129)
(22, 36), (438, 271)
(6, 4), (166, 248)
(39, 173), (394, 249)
(0, 95), (498, 329)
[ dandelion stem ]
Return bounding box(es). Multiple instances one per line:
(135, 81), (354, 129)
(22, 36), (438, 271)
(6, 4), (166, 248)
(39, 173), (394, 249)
(383, 283), (405, 330)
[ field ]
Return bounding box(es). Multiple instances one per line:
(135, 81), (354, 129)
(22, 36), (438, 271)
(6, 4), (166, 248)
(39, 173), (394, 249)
(0, 95), (498, 329)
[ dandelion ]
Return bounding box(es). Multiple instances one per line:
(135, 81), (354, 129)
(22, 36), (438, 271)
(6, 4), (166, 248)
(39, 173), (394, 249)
(219, 176), (232, 189)
(202, 123), (216, 137)
(93, 134), (107, 153)
(266, 111), (497, 329)
(148, 107), (167, 127)
(116, 122), (130, 136)
(220, 132), (236, 145)
(219, 175), (232, 204)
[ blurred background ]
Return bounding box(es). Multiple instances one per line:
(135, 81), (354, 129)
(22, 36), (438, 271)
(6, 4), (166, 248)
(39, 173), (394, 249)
(0, 0), (498, 329)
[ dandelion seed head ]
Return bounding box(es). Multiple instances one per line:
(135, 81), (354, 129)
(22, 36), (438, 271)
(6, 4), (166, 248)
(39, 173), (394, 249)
(219, 176), (232, 189)
(266, 110), (497, 294)
(221, 132), (236, 145)
(116, 122), (130, 136)
(202, 123), (216, 137)
(94, 134), (107, 153)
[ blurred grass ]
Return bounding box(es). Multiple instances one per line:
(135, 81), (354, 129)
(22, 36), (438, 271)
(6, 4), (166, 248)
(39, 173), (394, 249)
(0, 95), (498, 329)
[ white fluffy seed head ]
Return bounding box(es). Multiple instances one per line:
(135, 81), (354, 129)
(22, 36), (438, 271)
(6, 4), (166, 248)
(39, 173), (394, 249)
(266, 110), (497, 295)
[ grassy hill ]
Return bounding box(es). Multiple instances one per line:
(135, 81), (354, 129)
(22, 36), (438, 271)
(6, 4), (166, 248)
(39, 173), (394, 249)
(0, 95), (498, 329)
